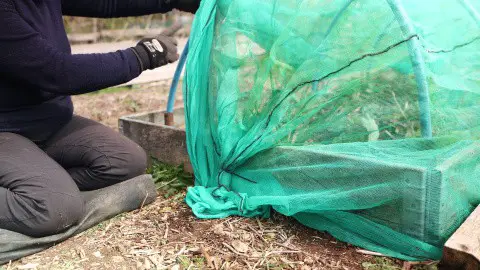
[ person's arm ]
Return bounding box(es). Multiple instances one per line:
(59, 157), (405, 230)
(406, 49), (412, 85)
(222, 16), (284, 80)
(61, 0), (200, 18)
(0, 6), (141, 95)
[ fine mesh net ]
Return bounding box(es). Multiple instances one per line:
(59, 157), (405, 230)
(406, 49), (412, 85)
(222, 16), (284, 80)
(183, 0), (480, 260)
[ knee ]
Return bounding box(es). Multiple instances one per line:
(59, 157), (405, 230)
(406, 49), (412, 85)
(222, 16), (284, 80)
(122, 142), (147, 179)
(82, 139), (147, 188)
(29, 192), (85, 237)
(0, 132), (34, 147)
(102, 141), (147, 182)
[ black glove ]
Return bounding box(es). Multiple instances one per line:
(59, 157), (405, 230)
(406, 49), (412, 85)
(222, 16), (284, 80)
(174, 0), (201, 13)
(130, 35), (179, 71)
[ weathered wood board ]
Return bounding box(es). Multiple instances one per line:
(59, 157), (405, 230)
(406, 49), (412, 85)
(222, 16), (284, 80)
(440, 205), (480, 270)
(119, 109), (192, 173)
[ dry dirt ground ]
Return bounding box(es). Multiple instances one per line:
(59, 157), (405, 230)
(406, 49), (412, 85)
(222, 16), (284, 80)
(4, 83), (435, 270)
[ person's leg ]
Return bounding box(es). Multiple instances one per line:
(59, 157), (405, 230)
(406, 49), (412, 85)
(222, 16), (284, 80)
(42, 116), (147, 191)
(0, 133), (84, 237)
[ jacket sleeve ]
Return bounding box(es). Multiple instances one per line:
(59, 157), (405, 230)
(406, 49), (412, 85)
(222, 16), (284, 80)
(0, 8), (142, 95)
(61, 0), (175, 18)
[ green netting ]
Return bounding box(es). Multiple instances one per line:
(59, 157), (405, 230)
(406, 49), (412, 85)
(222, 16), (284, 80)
(183, 0), (480, 260)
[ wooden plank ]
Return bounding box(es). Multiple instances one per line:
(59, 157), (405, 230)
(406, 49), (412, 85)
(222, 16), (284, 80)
(440, 205), (480, 270)
(118, 109), (192, 173)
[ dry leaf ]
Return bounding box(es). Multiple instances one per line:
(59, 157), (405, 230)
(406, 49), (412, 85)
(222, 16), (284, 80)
(213, 224), (225, 235)
(231, 240), (249, 253)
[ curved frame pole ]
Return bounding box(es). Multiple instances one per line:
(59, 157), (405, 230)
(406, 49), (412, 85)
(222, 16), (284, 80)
(167, 38), (190, 114)
(386, 0), (432, 138)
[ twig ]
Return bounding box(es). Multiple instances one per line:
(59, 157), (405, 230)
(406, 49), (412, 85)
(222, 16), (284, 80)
(212, 247), (229, 255)
(247, 224), (268, 243)
(274, 242), (300, 252)
(175, 245), (186, 256)
(268, 250), (301, 255)
(139, 192), (149, 210)
(157, 178), (178, 189)
(6, 260), (12, 270)
(163, 223), (169, 239)
(356, 249), (387, 257)
(222, 243), (258, 258)
(243, 260), (254, 270)
(256, 218), (264, 231)
(392, 91), (408, 119)
(253, 253), (267, 269)
(101, 221), (114, 237)
(384, 130), (396, 140)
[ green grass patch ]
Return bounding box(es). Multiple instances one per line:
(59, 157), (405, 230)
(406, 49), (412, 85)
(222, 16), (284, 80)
(362, 258), (438, 270)
(362, 258), (401, 270)
(147, 160), (194, 198)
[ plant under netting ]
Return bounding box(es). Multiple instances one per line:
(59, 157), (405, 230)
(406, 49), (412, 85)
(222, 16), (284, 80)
(182, 0), (480, 260)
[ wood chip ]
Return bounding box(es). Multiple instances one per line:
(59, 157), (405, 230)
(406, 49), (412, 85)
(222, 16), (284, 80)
(17, 263), (39, 269)
(231, 240), (249, 253)
(93, 251), (103, 258)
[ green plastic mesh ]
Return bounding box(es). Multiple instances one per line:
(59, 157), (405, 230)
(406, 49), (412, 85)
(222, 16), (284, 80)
(183, 0), (480, 260)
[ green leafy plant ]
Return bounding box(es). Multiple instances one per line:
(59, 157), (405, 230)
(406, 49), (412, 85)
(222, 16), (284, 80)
(147, 160), (194, 197)
(362, 258), (401, 270)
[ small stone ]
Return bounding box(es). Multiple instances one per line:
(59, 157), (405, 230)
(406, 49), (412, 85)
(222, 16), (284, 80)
(93, 251), (103, 258)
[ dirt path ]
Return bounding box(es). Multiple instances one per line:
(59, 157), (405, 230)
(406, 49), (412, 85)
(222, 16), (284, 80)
(5, 85), (415, 270)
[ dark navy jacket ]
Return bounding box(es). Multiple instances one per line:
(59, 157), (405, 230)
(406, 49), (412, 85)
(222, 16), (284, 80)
(0, 0), (174, 141)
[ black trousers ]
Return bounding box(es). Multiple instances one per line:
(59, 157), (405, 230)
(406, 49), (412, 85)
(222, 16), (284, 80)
(0, 116), (147, 237)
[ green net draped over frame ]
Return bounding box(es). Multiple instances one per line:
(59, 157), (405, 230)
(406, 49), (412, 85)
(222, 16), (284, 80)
(183, 0), (480, 260)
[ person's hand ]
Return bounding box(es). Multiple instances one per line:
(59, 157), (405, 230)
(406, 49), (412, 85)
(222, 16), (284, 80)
(175, 0), (201, 13)
(131, 35), (179, 71)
